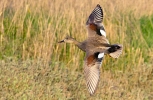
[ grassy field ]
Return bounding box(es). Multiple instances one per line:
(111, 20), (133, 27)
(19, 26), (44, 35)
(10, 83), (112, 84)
(0, 0), (153, 99)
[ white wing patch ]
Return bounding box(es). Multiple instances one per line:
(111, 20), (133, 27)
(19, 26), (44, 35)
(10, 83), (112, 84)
(98, 53), (104, 58)
(100, 29), (106, 37)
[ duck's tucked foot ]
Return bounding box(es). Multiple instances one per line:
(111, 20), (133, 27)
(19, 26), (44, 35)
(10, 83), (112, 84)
(108, 44), (123, 58)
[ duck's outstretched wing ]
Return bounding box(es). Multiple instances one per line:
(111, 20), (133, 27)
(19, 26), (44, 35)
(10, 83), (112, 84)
(84, 52), (104, 95)
(86, 4), (106, 37)
(86, 4), (103, 24)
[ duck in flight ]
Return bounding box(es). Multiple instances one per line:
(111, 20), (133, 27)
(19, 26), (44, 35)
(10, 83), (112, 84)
(59, 4), (123, 95)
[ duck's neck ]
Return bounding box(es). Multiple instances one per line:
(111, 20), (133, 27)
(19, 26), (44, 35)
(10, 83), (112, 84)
(72, 39), (85, 52)
(72, 39), (81, 46)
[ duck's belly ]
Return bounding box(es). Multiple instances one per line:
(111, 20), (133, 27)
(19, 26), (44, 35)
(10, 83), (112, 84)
(84, 37), (110, 53)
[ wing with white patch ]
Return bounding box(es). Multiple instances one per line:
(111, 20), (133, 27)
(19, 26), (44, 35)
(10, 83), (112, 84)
(86, 4), (106, 37)
(84, 52), (104, 95)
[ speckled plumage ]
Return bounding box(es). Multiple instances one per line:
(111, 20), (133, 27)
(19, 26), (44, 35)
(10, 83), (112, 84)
(59, 4), (123, 95)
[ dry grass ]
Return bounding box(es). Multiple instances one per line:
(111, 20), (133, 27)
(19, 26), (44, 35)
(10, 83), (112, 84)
(1, 58), (153, 100)
(0, 0), (153, 99)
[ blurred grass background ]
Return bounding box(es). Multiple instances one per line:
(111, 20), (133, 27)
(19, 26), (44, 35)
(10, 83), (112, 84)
(0, 0), (153, 99)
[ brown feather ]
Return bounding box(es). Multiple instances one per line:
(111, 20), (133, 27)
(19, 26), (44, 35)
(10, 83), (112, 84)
(87, 54), (96, 66)
(89, 24), (97, 31)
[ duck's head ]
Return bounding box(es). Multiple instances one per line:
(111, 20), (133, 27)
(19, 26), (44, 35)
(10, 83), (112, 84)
(58, 36), (75, 44)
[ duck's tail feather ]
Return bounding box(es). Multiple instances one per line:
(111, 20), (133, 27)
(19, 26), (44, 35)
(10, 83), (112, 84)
(108, 44), (123, 58)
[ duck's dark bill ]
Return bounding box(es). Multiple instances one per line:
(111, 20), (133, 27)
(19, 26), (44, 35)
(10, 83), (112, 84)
(58, 40), (64, 43)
